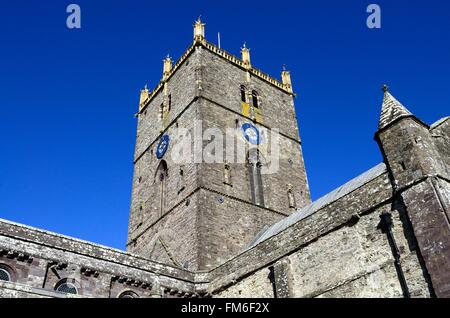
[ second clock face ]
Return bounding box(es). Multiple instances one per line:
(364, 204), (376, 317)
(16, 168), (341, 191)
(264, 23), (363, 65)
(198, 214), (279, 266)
(156, 134), (170, 159)
(241, 123), (260, 145)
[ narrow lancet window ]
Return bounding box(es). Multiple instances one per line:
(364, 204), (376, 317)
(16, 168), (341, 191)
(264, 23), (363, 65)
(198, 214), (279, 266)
(155, 160), (168, 217)
(241, 85), (247, 103)
(252, 90), (259, 108)
(248, 149), (264, 206)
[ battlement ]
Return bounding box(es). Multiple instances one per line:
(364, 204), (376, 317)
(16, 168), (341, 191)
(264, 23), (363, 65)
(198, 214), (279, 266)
(139, 20), (293, 113)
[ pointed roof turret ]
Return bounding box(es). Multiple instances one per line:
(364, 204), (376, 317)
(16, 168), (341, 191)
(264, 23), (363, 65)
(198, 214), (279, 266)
(378, 85), (413, 130)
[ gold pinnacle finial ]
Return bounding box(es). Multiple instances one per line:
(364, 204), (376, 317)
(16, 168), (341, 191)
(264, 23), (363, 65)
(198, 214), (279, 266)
(382, 84), (389, 93)
(139, 84), (149, 106)
(281, 67), (292, 93)
(163, 55), (173, 79)
(241, 42), (251, 68)
(194, 16), (205, 40)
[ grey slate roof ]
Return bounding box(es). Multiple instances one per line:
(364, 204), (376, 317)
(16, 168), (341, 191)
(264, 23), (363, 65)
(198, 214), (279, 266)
(379, 90), (413, 129)
(430, 116), (450, 130)
(247, 162), (388, 249)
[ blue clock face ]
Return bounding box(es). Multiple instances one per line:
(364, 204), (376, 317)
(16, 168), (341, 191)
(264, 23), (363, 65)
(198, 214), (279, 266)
(241, 123), (261, 145)
(156, 134), (170, 159)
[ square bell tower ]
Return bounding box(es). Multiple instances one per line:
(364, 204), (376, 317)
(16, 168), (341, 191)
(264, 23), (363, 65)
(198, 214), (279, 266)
(126, 18), (311, 270)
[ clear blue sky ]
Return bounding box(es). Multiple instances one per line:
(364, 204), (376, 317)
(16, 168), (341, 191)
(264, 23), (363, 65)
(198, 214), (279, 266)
(0, 1), (449, 250)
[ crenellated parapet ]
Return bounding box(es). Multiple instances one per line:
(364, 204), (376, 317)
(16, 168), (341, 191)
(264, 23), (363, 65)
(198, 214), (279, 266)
(138, 18), (294, 113)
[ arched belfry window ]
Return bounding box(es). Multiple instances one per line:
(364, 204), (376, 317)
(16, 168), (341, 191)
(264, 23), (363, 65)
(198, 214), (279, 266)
(247, 149), (265, 206)
(155, 160), (168, 217)
(240, 85), (247, 103)
(252, 90), (259, 108)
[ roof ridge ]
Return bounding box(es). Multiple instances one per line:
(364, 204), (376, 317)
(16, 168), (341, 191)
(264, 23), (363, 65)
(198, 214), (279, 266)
(430, 116), (450, 130)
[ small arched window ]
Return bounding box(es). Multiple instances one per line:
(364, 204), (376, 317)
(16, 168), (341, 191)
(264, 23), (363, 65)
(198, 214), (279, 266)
(55, 279), (78, 295)
(155, 160), (168, 217)
(0, 268), (11, 282)
(240, 85), (247, 103)
(252, 90), (259, 108)
(119, 291), (139, 298)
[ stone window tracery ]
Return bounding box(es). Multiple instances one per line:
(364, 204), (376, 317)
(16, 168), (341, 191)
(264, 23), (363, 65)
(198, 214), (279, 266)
(55, 279), (78, 295)
(0, 268), (11, 282)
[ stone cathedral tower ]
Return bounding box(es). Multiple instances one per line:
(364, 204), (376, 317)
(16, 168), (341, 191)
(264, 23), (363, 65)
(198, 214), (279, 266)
(126, 18), (311, 270)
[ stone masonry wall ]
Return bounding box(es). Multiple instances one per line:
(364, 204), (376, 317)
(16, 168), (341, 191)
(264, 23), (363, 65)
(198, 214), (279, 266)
(0, 166), (436, 298)
(210, 167), (433, 298)
(215, 267), (274, 298)
(199, 98), (310, 213)
(134, 47), (200, 161)
(129, 190), (201, 270)
(377, 116), (450, 297)
(128, 102), (200, 242)
(196, 188), (286, 270)
(212, 196), (432, 298)
(127, 42), (311, 271)
(200, 48), (300, 141)
(400, 178), (450, 297)
(0, 219), (201, 298)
